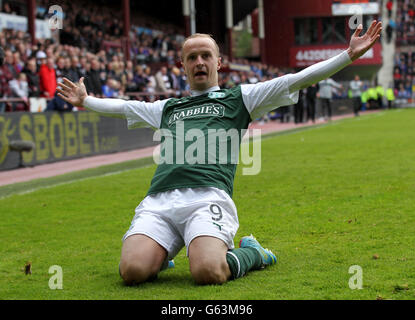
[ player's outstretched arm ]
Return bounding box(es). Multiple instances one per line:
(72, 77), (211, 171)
(57, 77), (126, 117)
(288, 20), (382, 93)
(241, 21), (381, 120)
(58, 77), (168, 129)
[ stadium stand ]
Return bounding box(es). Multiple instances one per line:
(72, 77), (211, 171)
(1, 0), (397, 120)
(0, 0), (294, 120)
(393, 0), (415, 106)
(0, 0), (392, 171)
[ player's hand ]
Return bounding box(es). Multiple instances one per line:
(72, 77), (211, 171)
(57, 77), (88, 107)
(347, 20), (382, 62)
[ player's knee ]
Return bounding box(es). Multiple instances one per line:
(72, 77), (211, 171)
(119, 261), (158, 285)
(191, 260), (229, 285)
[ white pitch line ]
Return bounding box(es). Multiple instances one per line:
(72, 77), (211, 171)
(0, 164), (154, 200)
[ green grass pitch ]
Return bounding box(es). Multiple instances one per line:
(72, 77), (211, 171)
(1, 109), (415, 300)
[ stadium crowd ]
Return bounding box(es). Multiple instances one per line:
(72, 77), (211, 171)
(393, 51), (415, 99)
(0, 0), (290, 115)
(1, 0), (186, 111)
(392, 0), (415, 101)
(396, 0), (415, 45)
(0, 0), (395, 119)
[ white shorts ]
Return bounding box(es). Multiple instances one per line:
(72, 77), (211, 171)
(122, 187), (239, 261)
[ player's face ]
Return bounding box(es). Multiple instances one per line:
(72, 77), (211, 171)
(181, 37), (221, 91)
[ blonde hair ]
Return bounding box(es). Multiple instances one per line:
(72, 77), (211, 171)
(181, 33), (220, 60)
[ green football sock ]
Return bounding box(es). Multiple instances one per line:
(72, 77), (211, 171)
(226, 247), (262, 279)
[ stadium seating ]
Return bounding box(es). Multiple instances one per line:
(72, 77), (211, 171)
(393, 0), (415, 105)
(0, 0), (287, 114)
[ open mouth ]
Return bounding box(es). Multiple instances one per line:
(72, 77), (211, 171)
(194, 71), (207, 77)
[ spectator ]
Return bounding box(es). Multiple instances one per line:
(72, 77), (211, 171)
(386, 86), (396, 109)
(8, 72), (29, 111)
(86, 58), (103, 97)
(12, 51), (24, 73)
(397, 83), (410, 98)
(2, 2), (16, 15)
(115, 61), (128, 91)
(55, 56), (69, 84)
(386, 1), (393, 19)
(169, 66), (180, 95)
(67, 56), (81, 82)
(136, 45), (150, 65)
(39, 57), (57, 98)
(105, 61), (116, 81)
(45, 47), (54, 59)
(387, 23), (393, 43)
(133, 65), (149, 92)
(60, 25), (77, 47)
(367, 86), (379, 108)
(386, 19), (396, 43)
(166, 50), (176, 66)
(360, 85), (368, 111)
(306, 83), (319, 123)
(155, 66), (173, 95)
(144, 66), (157, 101)
(230, 71), (241, 85)
(349, 75), (363, 116)
(248, 71), (259, 84)
(125, 71), (139, 93)
(3, 49), (19, 79)
(16, 41), (31, 61)
(152, 34), (164, 51)
(9, 72), (29, 97)
(170, 66), (183, 96)
(318, 78), (342, 121)
(36, 50), (47, 68)
(125, 60), (134, 79)
(279, 105), (290, 123)
(0, 65), (11, 112)
(22, 58), (41, 97)
(78, 56), (90, 80)
(376, 83), (385, 109)
(239, 73), (249, 84)
(294, 89), (305, 124)
(102, 78), (120, 98)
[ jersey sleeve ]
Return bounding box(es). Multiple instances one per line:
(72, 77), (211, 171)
(241, 75), (299, 120)
(83, 96), (169, 129)
(124, 98), (170, 129)
(242, 50), (352, 119)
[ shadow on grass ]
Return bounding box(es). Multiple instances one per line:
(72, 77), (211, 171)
(115, 273), (196, 289)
